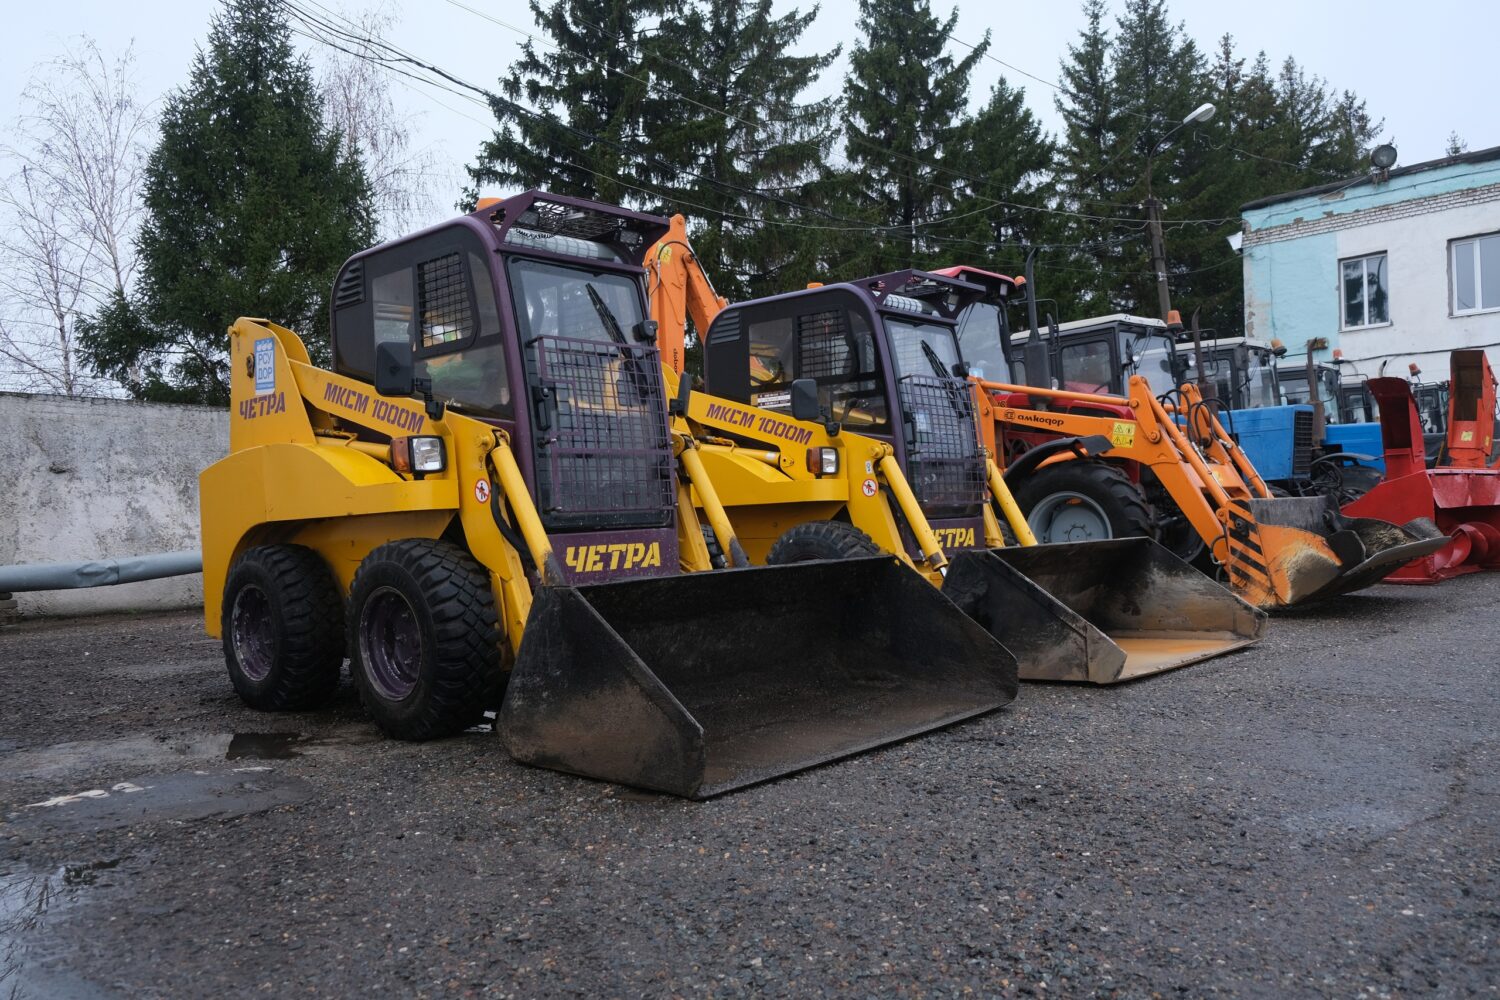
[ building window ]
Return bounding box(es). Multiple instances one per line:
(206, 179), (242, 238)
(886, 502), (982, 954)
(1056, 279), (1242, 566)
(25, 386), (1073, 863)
(1452, 233), (1500, 315)
(1341, 252), (1389, 329)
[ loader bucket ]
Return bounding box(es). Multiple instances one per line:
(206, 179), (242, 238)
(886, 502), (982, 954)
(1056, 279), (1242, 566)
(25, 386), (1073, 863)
(499, 556), (1018, 798)
(1243, 496), (1450, 606)
(942, 540), (1264, 684)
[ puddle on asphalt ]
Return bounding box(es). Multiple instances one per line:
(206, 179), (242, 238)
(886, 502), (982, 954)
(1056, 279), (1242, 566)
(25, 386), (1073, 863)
(224, 732), (307, 760)
(1, 857), (127, 997)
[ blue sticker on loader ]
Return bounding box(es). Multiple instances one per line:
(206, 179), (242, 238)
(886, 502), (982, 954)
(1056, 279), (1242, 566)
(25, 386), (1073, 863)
(254, 337), (275, 395)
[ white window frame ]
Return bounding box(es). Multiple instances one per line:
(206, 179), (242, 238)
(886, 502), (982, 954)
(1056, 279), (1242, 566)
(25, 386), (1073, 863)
(1339, 251), (1390, 331)
(1451, 232), (1500, 317)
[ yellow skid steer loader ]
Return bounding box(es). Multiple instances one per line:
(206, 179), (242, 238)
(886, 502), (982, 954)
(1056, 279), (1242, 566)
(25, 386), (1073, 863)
(646, 226), (1264, 684)
(199, 192), (1017, 799)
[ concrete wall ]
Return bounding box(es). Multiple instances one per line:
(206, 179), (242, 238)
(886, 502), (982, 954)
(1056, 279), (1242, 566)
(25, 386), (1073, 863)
(1243, 152), (1500, 380)
(0, 392), (228, 617)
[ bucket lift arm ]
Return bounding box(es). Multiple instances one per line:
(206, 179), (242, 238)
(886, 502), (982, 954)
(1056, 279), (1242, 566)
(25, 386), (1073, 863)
(646, 214), (729, 377)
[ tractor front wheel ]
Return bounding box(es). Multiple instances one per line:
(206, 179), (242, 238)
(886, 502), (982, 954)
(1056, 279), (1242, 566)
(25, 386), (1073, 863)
(1012, 461), (1154, 545)
(348, 539), (504, 741)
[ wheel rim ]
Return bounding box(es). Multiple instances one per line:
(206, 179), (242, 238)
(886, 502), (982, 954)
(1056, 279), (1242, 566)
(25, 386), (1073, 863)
(1028, 491), (1112, 544)
(359, 587), (423, 702)
(1159, 516), (1206, 564)
(229, 584), (275, 682)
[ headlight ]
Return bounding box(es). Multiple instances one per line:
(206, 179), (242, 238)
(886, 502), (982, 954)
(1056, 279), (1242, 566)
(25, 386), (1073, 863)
(806, 447), (839, 476)
(391, 435), (446, 474)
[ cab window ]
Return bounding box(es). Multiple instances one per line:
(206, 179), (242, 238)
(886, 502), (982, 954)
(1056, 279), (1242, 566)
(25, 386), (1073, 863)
(741, 304), (887, 430)
(1058, 340), (1115, 393)
(954, 302), (1010, 381)
(351, 240), (511, 418)
(887, 318), (961, 379)
(508, 257), (643, 344)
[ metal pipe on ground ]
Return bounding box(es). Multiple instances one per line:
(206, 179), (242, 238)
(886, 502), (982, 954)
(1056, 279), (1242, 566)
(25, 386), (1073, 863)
(0, 551), (203, 593)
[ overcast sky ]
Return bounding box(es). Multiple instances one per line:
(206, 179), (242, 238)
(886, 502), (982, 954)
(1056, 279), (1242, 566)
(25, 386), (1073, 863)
(4, 0), (1496, 231)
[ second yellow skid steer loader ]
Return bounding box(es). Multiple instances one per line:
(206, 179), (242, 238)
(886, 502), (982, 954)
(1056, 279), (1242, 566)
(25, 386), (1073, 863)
(199, 192), (1017, 799)
(646, 225), (1263, 684)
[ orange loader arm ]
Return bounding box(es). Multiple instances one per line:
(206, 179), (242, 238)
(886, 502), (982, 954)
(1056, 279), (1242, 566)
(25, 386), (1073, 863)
(974, 375), (1294, 606)
(646, 214), (729, 376)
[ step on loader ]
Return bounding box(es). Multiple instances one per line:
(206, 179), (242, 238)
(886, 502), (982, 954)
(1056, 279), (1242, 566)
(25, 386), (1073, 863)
(199, 192), (1017, 799)
(1342, 351), (1500, 582)
(647, 226), (1262, 684)
(939, 265), (1447, 611)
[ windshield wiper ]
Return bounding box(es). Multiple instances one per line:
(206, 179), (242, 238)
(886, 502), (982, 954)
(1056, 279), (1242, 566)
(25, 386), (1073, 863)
(585, 282), (627, 345)
(920, 340), (953, 380)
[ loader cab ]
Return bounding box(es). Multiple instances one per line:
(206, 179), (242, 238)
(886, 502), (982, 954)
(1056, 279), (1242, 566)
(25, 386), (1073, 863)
(329, 191), (682, 574)
(702, 269), (990, 530)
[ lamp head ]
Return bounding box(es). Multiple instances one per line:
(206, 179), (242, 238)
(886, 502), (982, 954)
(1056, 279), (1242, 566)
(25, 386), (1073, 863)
(1184, 102), (1216, 125)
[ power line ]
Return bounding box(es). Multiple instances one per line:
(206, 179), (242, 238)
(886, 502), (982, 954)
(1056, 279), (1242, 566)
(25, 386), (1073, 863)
(428, 0), (1170, 227)
(285, 1), (1243, 268)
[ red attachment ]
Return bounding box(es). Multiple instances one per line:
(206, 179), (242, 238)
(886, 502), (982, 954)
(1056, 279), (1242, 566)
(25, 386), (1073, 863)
(1344, 369), (1500, 583)
(1444, 349), (1497, 468)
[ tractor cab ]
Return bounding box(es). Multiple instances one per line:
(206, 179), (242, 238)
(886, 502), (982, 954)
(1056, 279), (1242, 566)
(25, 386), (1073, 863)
(1336, 379), (1378, 424)
(1006, 314), (1179, 397)
(702, 269), (990, 546)
(1278, 362), (1342, 419)
(1171, 336), (1283, 410)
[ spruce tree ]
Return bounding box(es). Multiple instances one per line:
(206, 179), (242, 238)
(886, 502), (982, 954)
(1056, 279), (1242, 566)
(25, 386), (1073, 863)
(1049, 0), (1125, 317)
(79, 0), (373, 404)
(942, 78), (1057, 280)
(839, 0), (988, 274)
(466, 0), (663, 206)
(642, 0), (840, 301)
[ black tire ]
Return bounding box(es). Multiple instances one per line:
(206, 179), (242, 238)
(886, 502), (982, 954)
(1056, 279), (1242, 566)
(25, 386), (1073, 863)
(347, 539), (503, 741)
(1011, 461), (1154, 544)
(765, 521), (882, 564)
(700, 522), (727, 570)
(221, 544), (345, 711)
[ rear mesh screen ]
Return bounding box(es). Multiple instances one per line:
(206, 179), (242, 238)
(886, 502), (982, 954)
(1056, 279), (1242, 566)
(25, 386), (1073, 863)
(528, 335), (675, 530)
(899, 375), (986, 515)
(797, 310), (860, 380)
(418, 252), (472, 348)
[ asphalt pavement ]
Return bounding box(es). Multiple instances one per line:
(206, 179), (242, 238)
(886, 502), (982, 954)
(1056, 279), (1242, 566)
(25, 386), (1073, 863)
(1, 575), (1497, 998)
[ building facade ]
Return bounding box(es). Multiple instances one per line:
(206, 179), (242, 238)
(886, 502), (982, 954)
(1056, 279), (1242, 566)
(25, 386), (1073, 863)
(1240, 146), (1500, 384)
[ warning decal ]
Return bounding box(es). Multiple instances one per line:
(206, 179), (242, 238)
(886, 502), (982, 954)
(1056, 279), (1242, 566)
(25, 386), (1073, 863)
(1110, 421), (1137, 449)
(861, 478), (878, 497)
(474, 480), (491, 504)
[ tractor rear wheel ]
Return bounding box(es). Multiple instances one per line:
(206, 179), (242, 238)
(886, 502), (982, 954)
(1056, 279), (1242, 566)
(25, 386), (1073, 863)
(221, 544), (345, 711)
(765, 521), (882, 564)
(1012, 461), (1154, 545)
(348, 539), (504, 741)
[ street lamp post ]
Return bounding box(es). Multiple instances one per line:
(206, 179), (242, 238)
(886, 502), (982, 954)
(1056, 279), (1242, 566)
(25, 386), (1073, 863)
(1143, 102), (1216, 323)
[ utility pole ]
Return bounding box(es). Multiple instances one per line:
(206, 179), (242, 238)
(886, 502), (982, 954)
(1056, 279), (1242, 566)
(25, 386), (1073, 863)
(1145, 190), (1173, 322)
(1139, 103), (1216, 323)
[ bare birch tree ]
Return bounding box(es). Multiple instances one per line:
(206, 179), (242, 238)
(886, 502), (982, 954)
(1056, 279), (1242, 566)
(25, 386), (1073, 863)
(316, 2), (445, 236)
(0, 38), (151, 395)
